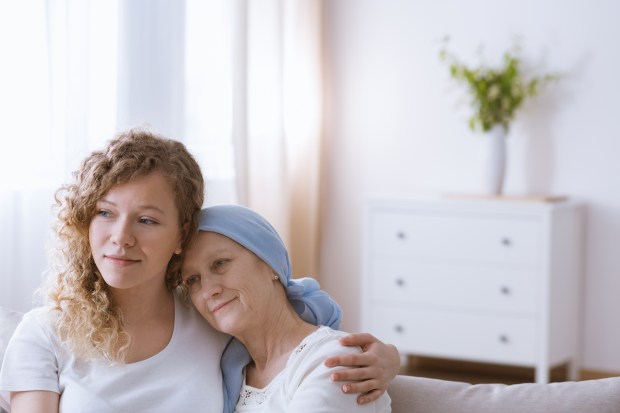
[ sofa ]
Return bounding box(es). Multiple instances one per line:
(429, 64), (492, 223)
(0, 307), (23, 413)
(387, 374), (620, 413)
(2, 306), (620, 412)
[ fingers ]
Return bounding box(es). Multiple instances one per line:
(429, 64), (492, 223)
(330, 367), (374, 383)
(338, 333), (378, 348)
(324, 351), (376, 368)
(330, 370), (387, 404)
(358, 389), (385, 405)
(339, 378), (380, 396)
(326, 334), (399, 406)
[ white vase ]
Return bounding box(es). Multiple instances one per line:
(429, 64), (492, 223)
(481, 125), (507, 195)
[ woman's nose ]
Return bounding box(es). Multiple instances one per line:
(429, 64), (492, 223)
(200, 278), (222, 300)
(110, 218), (135, 247)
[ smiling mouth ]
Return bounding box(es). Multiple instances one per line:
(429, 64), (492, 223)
(104, 256), (140, 266)
(211, 297), (237, 313)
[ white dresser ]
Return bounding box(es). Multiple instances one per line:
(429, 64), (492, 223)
(361, 197), (583, 383)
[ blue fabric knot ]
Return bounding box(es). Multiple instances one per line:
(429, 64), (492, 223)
(286, 277), (341, 330)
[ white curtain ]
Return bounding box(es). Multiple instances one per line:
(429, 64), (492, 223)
(0, 0), (324, 311)
(240, 0), (324, 278)
(0, 0), (118, 311)
(0, 0), (238, 311)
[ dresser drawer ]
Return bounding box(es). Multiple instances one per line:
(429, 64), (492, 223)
(369, 259), (539, 315)
(369, 211), (541, 268)
(367, 305), (537, 365)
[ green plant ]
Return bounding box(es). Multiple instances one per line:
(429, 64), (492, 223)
(439, 40), (558, 133)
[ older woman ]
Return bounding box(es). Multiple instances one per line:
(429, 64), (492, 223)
(182, 205), (392, 412)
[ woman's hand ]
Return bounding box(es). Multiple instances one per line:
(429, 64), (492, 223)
(324, 333), (400, 404)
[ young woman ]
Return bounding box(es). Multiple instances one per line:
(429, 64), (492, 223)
(182, 204), (392, 412)
(0, 129), (398, 413)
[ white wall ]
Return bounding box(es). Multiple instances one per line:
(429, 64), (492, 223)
(320, 0), (620, 372)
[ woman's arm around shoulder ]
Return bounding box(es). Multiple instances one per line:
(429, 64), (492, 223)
(286, 328), (391, 413)
(324, 333), (400, 404)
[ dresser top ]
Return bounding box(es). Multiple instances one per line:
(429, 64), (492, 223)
(365, 194), (584, 214)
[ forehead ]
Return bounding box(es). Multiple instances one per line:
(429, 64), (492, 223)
(183, 231), (275, 277)
(185, 232), (242, 261)
(106, 172), (170, 193)
(101, 173), (176, 206)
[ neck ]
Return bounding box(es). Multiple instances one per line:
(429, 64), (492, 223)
(238, 299), (317, 385)
(110, 282), (174, 324)
(109, 283), (176, 363)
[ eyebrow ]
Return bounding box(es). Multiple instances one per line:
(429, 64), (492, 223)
(97, 199), (167, 215)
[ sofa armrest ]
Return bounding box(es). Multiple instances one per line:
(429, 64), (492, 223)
(388, 374), (620, 413)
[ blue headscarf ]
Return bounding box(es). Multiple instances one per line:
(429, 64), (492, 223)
(197, 204), (342, 413)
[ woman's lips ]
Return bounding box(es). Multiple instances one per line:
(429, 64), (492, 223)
(211, 297), (237, 313)
(104, 255), (140, 266)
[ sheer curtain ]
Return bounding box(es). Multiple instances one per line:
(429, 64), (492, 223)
(118, 0), (238, 204)
(0, 0), (324, 311)
(240, 0), (325, 278)
(0, 1), (50, 312)
(0, 0), (119, 311)
(0, 0), (237, 311)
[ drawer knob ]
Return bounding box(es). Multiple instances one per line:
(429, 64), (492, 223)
(499, 334), (510, 344)
(394, 324), (404, 334)
(395, 278), (406, 287)
(501, 237), (512, 247)
(396, 231), (407, 240)
(500, 286), (511, 295)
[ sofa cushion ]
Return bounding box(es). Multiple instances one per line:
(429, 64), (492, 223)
(388, 374), (620, 413)
(0, 307), (24, 413)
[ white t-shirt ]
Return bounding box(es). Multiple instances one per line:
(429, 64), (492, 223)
(0, 294), (229, 413)
(234, 326), (391, 413)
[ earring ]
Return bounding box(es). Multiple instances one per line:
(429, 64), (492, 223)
(273, 275), (279, 281)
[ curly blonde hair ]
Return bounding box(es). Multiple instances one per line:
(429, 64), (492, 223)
(48, 128), (204, 362)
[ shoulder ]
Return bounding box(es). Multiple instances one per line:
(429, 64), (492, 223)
(285, 327), (359, 383)
(0, 306), (64, 401)
(11, 306), (59, 343)
(3, 306), (63, 363)
(0, 306), (24, 355)
(282, 327), (391, 411)
(296, 327), (360, 361)
(173, 294), (229, 353)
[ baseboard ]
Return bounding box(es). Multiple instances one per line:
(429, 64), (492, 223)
(580, 369), (620, 380)
(402, 356), (620, 383)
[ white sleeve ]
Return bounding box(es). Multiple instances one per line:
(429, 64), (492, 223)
(284, 331), (391, 413)
(0, 308), (60, 406)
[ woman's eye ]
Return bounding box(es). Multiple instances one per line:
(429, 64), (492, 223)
(213, 259), (228, 270)
(139, 217), (157, 225)
(97, 210), (111, 218)
(185, 275), (200, 287)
